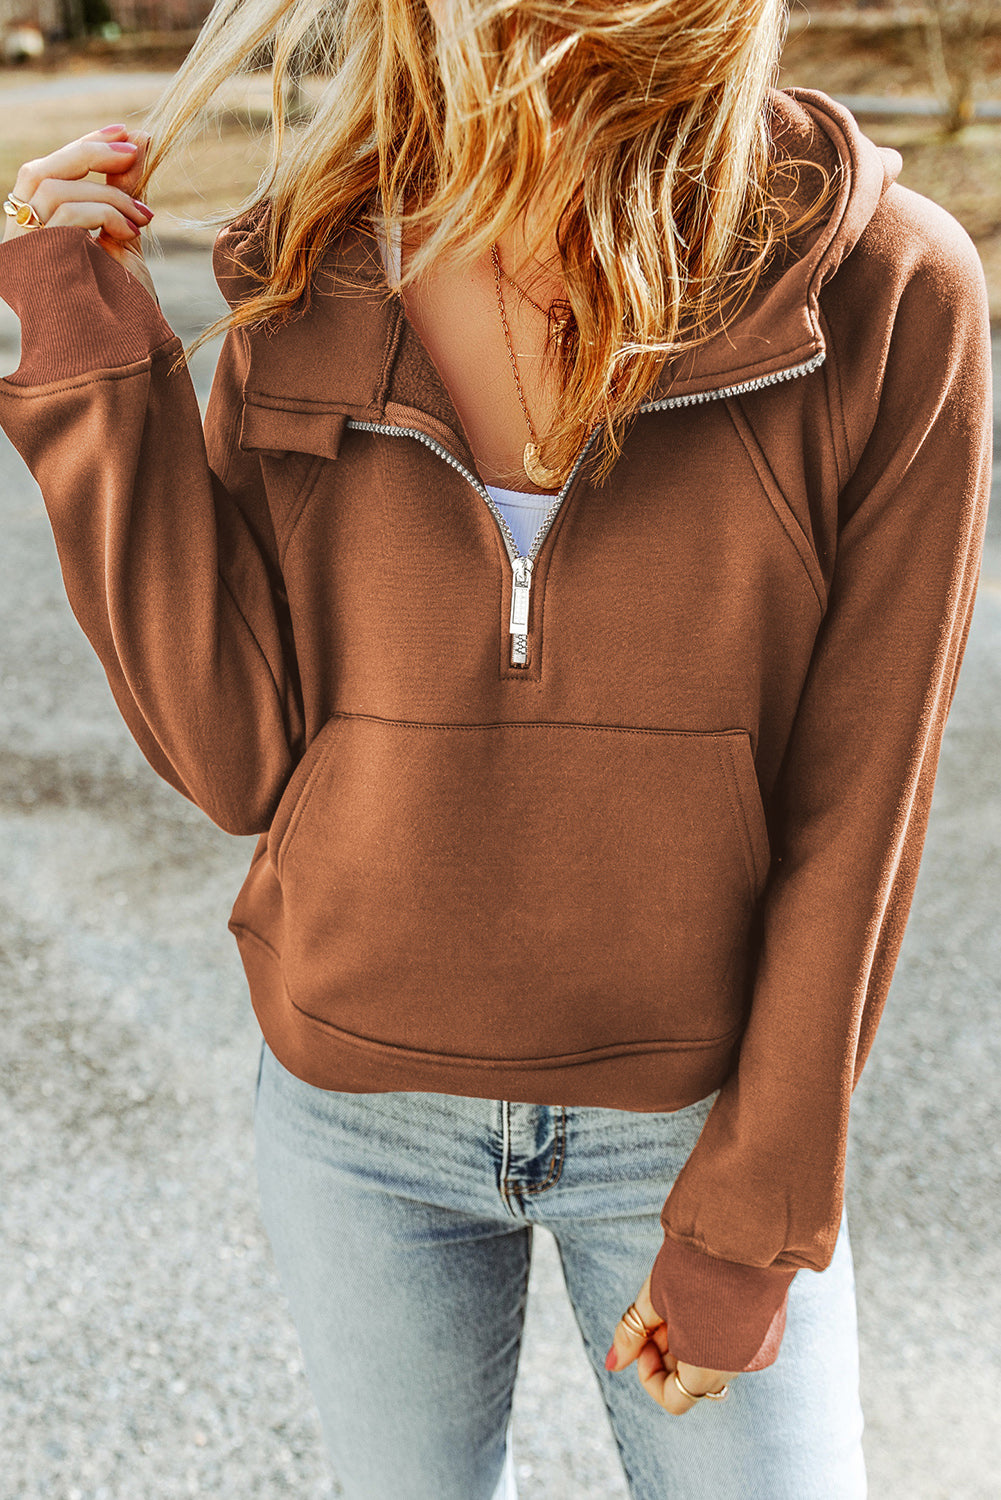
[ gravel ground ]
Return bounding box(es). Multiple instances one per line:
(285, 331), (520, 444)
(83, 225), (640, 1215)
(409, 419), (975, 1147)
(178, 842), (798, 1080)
(0, 243), (999, 1500)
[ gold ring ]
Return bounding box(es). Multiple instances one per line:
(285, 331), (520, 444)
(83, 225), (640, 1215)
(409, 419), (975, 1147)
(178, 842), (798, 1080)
(3, 192), (45, 229)
(621, 1302), (663, 1341)
(673, 1369), (730, 1401)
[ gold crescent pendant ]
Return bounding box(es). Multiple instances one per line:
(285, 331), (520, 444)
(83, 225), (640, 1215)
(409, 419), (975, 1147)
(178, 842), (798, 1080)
(524, 441), (564, 490)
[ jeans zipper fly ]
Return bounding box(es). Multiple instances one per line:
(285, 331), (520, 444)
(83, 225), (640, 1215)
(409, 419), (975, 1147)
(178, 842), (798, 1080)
(345, 349), (825, 668)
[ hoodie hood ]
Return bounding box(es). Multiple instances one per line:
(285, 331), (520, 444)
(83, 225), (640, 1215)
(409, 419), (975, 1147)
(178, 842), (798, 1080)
(646, 88), (904, 401)
(215, 88), (905, 450)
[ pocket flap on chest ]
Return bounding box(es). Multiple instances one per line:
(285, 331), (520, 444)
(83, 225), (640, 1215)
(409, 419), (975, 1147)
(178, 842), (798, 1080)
(239, 400), (348, 460)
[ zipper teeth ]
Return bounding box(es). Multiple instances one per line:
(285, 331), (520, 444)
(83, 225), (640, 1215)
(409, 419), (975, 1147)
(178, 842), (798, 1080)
(344, 419), (602, 564)
(636, 350), (826, 414)
(528, 426), (602, 561)
(345, 421), (522, 562)
(345, 349), (823, 556)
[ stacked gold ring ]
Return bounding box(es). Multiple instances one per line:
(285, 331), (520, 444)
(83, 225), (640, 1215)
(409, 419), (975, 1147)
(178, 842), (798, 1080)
(3, 192), (45, 229)
(621, 1302), (664, 1341)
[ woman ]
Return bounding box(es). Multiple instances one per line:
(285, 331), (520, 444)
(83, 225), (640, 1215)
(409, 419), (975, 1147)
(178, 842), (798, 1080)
(0, 0), (991, 1494)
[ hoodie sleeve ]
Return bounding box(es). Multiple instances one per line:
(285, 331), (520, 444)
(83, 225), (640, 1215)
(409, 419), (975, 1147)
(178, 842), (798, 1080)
(0, 222), (302, 835)
(647, 191), (993, 1371)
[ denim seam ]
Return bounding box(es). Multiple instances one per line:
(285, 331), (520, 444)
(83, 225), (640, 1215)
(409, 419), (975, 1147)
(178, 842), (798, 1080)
(501, 1104), (567, 1200)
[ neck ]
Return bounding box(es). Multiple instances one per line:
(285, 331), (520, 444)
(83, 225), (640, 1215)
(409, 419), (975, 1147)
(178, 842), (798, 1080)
(494, 187), (567, 302)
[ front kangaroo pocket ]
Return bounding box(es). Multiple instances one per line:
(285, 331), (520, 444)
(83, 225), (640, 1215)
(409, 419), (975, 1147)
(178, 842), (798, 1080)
(269, 714), (771, 1063)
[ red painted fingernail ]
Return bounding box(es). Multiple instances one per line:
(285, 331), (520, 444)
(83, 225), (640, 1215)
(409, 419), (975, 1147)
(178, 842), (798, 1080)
(132, 200), (153, 219)
(605, 1346), (618, 1370)
(108, 142), (137, 153)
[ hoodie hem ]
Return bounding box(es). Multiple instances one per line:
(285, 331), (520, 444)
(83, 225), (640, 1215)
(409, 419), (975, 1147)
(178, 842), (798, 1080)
(232, 922), (745, 1111)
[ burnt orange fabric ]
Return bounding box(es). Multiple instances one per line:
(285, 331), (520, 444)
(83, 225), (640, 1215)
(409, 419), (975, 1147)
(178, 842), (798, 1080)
(0, 89), (992, 1371)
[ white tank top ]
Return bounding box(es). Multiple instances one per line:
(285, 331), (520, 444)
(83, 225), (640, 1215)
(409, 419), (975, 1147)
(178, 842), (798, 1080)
(373, 213), (553, 557)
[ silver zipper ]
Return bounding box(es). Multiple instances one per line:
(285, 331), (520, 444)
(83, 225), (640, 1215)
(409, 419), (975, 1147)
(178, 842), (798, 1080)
(346, 419), (601, 666)
(635, 350), (826, 414)
(345, 348), (824, 667)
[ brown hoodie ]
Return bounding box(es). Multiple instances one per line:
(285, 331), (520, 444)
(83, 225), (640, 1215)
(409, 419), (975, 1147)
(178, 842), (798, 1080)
(0, 88), (992, 1373)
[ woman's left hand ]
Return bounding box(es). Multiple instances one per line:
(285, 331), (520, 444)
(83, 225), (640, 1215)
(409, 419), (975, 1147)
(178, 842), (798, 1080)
(605, 1269), (741, 1415)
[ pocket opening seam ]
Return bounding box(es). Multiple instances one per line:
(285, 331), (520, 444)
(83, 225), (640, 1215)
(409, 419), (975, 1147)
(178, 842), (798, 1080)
(270, 731), (341, 874)
(268, 713), (764, 885)
(715, 736), (762, 898)
(322, 712), (755, 739)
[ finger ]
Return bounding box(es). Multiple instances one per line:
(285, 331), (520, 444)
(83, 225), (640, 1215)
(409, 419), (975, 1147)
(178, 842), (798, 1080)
(12, 130), (139, 202)
(35, 194), (146, 244)
(32, 179), (153, 237)
(606, 1272), (666, 1373)
(674, 1359), (739, 1399)
(4, 126), (155, 244)
(102, 129), (153, 202)
(1, 195), (141, 246)
(635, 1341), (697, 1414)
(637, 1350), (738, 1417)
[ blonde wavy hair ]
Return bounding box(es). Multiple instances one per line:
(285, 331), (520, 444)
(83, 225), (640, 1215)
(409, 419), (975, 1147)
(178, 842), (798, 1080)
(135, 0), (837, 486)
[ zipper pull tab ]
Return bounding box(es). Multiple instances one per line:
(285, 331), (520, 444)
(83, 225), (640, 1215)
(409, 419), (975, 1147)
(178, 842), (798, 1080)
(509, 556), (533, 666)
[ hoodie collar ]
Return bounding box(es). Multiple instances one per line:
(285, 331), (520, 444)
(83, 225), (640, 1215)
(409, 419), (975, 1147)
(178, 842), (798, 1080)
(219, 88), (903, 454)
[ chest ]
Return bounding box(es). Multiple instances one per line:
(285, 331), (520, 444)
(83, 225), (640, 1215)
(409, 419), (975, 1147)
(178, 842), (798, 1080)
(385, 222), (570, 494)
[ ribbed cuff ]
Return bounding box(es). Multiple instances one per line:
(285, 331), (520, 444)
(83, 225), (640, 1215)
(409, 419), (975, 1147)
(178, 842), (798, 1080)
(0, 225), (175, 386)
(648, 1232), (798, 1372)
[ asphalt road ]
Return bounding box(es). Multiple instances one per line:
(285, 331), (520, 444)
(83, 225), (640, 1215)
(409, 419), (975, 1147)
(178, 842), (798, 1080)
(0, 243), (999, 1500)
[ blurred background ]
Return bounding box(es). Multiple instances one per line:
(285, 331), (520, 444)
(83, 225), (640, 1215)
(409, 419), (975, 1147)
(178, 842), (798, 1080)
(1, 4), (999, 1499)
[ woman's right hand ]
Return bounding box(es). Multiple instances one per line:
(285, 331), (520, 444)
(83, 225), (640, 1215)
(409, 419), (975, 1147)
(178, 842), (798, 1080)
(2, 123), (157, 303)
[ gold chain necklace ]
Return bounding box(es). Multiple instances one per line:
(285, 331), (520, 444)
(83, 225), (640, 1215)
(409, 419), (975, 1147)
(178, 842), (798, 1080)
(490, 241), (567, 491)
(497, 260), (552, 319)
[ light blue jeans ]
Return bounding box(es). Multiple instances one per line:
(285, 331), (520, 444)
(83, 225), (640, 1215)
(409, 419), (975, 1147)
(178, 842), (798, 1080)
(254, 1038), (867, 1500)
